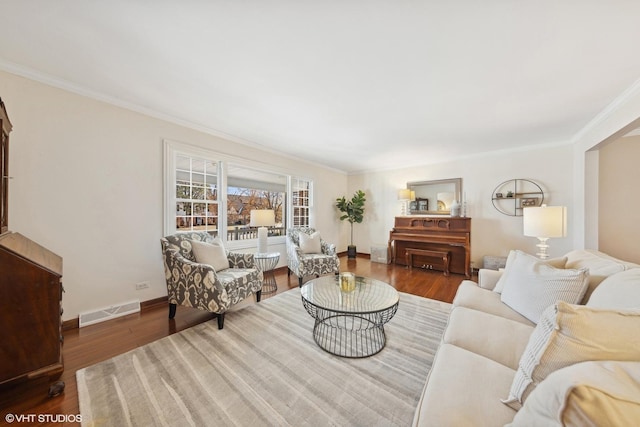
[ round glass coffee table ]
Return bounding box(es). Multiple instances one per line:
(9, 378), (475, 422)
(301, 275), (399, 358)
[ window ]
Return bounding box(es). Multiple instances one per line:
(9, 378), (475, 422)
(226, 164), (286, 241)
(175, 155), (219, 235)
(164, 141), (312, 245)
(291, 177), (312, 227)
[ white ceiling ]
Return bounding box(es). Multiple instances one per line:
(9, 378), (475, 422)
(1, 1), (640, 173)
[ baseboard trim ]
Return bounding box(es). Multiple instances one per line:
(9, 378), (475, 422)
(141, 296), (169, 310)
(63, 296), (169, 331)
(337, 251), (370, 259)
(61, 261), (353, 332)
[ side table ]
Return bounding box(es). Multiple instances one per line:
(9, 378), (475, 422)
(254, 252), (280, 294)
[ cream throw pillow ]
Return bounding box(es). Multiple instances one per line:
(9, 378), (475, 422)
(499, 250), (588, 323)
(502, 302), (640, 410)
(191, 239), (230, 272)
(494, 250), (568, 294)
(300, 231), (322, 254)
(587, 268), (640, 310)
(508, 360), (640, 427)
(565, 249), (640, 304)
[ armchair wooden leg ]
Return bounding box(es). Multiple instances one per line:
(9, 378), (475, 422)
(298, 276), (303, 287)
(217, 313), (225, 330)
(256, 290), (262, 302)
(168, 303), (177, 319)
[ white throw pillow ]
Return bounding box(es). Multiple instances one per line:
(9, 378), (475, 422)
(191, 239), (230, 272)
(299, 231), (322, 254)
(502, 301), (640, 410)
(500, 251), (589, 323)
(508, 360), (640, 427)
(494, 250), (567, 294)
(499, 250), (587, 323)
(565, 249), (640, 304)
(587, 268), (640, 310)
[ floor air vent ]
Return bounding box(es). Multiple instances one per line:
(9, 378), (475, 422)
(79, 300), (141, 327)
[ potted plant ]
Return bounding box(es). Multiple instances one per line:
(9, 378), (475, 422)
(335, 190), (366, 258)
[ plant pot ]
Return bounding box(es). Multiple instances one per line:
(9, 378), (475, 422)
(347, 245), (357, 259)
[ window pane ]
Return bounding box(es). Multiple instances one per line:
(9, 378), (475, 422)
(167, 144), (313, 239)
(205, 171), (217, 201)
(176, 155), (191, 171)
(227, 165), (286, 241)
(192, 184), (205, 200)
(174, 154), (219, 235)
(176, 184), (190, 199)
(192, 158), (205, 174)
(176, 202), (188, 229)
(206, 203), (218, 226)
(292, 177), (311, 227)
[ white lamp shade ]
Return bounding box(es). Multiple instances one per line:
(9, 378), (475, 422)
(398, 189), (411, 200)
(249, 209), (275, 227)
(523, 205), (567, 238)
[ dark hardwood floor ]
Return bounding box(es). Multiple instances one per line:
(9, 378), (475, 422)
(0, 256), (470, 426)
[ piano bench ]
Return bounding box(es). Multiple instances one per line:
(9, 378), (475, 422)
(405, 248), (450, 276)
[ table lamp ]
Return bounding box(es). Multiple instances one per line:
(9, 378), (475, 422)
(523, 205), (567, 259)
(398, 189), (412, 215)
(250, 209), (275, 253)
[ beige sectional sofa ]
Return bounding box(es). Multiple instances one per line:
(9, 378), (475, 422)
(413, 249), (640, 426)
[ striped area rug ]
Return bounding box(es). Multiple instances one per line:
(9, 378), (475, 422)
(77, 288), (450, 426)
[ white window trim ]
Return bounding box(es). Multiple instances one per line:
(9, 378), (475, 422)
(163, 139), (314, 249)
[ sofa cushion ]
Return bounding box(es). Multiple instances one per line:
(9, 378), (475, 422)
(499, 250), (589, 323)
(191, 239), (230, 272)
(444, 306), (534, 370)
(413, 344), (517, 427)
(565, 249), (640, 303)
(299, 231), (322, 254)
(453, 281), (533, 326)
(587, 268), (640, 310)
(508, 360), (640, 427)
(478, 268), (503, 290)
(503, 301), (640, 410)
(217, 268), (256, 285)
(494, 250), (567, 293)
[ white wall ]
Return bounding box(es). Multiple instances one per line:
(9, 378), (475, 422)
(347, 144), (575, 268)
(0, 70), (347, 321)
(572, 80), (640, 250)
(349, 78), (640, 267)
(4, 67), (640, 322)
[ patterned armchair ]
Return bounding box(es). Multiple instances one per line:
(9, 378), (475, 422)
(161, 232), (263, 329)
(286, 227), (340, 287)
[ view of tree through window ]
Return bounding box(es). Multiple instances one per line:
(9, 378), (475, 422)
(227, 165), (286, 241)
(292, 177), (311, 226)
(166, 141), (313, 241)
(175, 155), (219, 235)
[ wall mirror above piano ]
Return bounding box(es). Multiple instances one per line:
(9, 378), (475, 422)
(407, 178), (462, 215)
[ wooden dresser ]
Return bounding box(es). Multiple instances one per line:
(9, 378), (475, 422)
(0, 98), (65, 399)
(389, 216), (471, 277)
(1, 97), (11, 234)
(0, 232), (65, 397)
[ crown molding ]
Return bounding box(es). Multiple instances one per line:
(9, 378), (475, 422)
(623, 127), (640, 137)
(0, 58), (347, 175)
(571, 76), (640, 144)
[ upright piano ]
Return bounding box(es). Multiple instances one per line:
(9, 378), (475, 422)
(388, 216), (471, 277)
